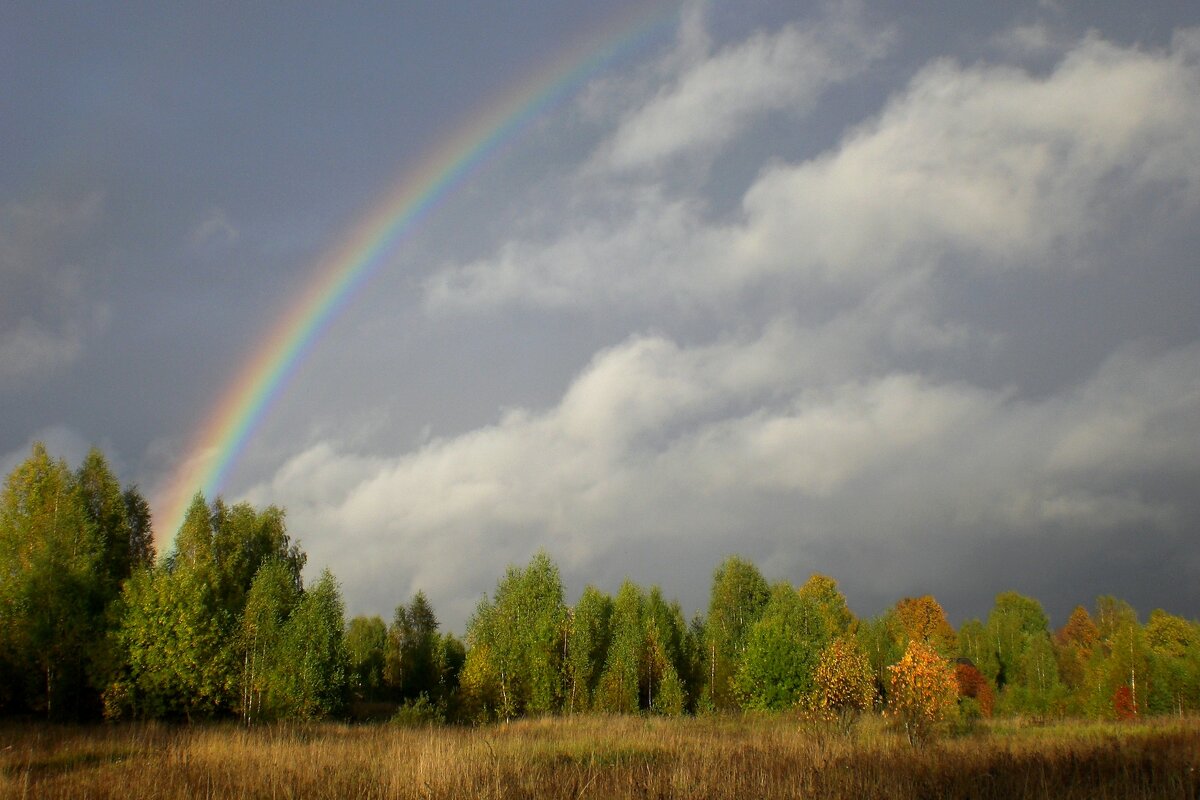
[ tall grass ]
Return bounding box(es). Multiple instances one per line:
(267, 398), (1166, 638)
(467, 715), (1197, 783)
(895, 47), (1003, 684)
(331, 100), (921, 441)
(1, 714), (1197, 799)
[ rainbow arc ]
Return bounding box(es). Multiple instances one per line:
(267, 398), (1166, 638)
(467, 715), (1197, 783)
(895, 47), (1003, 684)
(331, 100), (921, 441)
(156, 4), (678, 544)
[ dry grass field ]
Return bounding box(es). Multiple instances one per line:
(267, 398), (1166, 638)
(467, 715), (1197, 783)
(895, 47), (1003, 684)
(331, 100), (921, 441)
(1, 714), (1197, 799)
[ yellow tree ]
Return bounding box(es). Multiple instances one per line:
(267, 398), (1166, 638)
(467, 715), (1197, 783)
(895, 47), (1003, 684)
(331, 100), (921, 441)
(886, 640), (958, 745)
(812, 636), (876, 732)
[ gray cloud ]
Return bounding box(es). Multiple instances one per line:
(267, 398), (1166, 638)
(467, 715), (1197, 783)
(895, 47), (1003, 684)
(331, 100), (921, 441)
(425, 30), (1200, 315)
(0, 195), (110, 380)
(598, 8), (892, 173)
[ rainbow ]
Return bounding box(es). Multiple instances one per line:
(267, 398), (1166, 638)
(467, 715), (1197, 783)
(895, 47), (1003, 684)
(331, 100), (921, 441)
(155, 3), (680, 544)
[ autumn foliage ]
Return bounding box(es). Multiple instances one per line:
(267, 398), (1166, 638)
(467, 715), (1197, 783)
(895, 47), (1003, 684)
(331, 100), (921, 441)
(954, 662), (994, 717)
(894, 595), (957, 655)
(812, 637), (877, 723)
(887, 640), (958, 744)
(1113, 685), (1137, 720)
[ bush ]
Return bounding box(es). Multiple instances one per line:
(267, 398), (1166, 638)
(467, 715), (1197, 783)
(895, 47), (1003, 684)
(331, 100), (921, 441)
(391, 694), (445, 727)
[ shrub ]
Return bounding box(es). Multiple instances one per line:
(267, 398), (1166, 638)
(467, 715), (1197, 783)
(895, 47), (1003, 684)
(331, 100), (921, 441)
(391, 694), (445, 727)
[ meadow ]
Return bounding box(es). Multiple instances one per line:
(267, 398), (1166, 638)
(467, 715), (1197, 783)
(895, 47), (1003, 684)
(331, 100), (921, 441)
(2, 714), (1197, 799)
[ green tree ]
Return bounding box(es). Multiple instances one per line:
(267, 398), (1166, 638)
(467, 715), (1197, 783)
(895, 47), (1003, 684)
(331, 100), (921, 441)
(704, 555), (770, 709)
(957, 618), (1000, 685)
(116, 562), (235, 719)
(1145, 610), (1198, 715)
(114, 493), (309, 721)
(238, 559), (301, 723)
(171, 492), (214, 573)
(275, 569), (348, 719)
(798, 574), (856, 636)
(734, 582), (829, 710)
(76, 448), (133, 592)
(1003, 632), (1064, 716)
(679, 612), (708, 712)
(345, 615), (388, 703)
(986, 591), (1050, 692)
(566, 586), (612, 713)
(455, 642), (502, 723)
(0, 444), (106, 717)
(386, 591), (441, 702)
(434, 632), (466, 703)
(211, 500), (304, 617)
(465, 551), (567, 717)
(594, 581), (646, 714)
(856, 612), (905, 704)
(1078, 598), (1149, 718)
(593, 580), (685, 715)
(122, 486), (155, 571)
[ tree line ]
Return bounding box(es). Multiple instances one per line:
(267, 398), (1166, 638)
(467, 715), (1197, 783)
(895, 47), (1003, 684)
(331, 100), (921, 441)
(1, 443), (1198, 730)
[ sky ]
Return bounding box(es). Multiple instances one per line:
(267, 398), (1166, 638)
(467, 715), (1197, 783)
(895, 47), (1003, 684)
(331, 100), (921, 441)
(3, 0), (1199, 632)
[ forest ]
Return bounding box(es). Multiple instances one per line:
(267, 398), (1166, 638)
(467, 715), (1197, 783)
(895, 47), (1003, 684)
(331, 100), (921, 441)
(2, 442), (1199, 734)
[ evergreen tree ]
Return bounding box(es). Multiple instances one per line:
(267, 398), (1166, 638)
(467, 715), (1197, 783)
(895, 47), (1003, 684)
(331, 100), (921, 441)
(123, 486), (156, 571)
(76, 448), (134, 592)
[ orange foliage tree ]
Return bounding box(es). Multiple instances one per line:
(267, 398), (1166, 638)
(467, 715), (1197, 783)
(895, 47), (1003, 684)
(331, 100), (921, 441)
(894, 595), (957, 656)
(887, 640), (958, 744)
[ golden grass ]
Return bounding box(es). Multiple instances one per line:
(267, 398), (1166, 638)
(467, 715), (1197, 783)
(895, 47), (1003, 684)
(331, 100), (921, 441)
(1, 714), (1197, 799)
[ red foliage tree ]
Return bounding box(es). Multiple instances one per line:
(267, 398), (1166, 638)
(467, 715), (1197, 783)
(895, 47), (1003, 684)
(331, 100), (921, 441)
(1112, 685), (1137, 720)
(954, 662), (994, 717)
